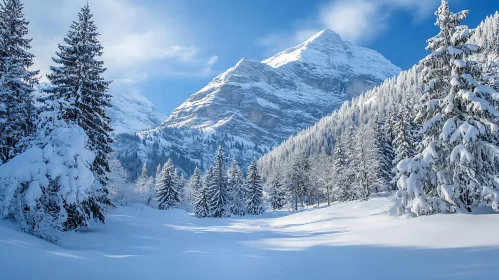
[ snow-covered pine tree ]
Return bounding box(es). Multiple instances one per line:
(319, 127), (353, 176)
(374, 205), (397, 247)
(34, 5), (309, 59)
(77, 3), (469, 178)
(136, 163), (154, 205)
(331, 137), (349, 202)
(194, 166), (211, 218)
(350, 125), (372, 200)
(392, 98), (416, 168)
(245, 159), (264, 215)
(311, 152), (335, 206)
(156, 159), (181, 210)
(268, 175), (286, 211)
(375, 115), (396, 191)
(288, 152), (311, 210)
(44, 4), (113, 216)
(393, 0), (499, 215)
(227, 160), (246, 216)
(187, 167), (203, 206)
(0, 0), (39, 165)
(0, 97), (97, 241)
(206, 146), (230, 217)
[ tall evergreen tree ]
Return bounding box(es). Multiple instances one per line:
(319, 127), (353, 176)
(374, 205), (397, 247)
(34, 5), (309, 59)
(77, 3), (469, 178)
(288, 152), (311, 210)
(44, 4), (113, 215)
(194, 166), (211, 218)
(351, 125), (372, 200)
(187, 167), (203, 206)
(393, 0), (499, 215)
(227, 160), (245, 216)
(331, 137), (349, 202)
(206, 146), (230, 217)
(156, 159), (181, 210)
(268, 175), (286, 211)
(245, 159), (264, 215)
(377, 115), (396, 190)
(392, 99), (416, 167)
(0, 0), (38, 165)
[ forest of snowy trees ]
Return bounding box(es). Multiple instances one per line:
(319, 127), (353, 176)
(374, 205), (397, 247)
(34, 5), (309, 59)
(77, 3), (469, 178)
(260, 1), (499, 215)
(1, 0), (499, 243)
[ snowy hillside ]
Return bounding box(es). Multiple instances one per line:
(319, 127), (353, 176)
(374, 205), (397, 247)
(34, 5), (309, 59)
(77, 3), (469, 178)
(35, 84), (166, 135)
(1, 197), (498, 280)
(115, 29), (401, 178)
(107, 90), (167, 134)
(165, 29), (400, 144)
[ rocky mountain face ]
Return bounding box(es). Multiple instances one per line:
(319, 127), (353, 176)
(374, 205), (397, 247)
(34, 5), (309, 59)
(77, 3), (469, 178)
(114, 29), (401, 179)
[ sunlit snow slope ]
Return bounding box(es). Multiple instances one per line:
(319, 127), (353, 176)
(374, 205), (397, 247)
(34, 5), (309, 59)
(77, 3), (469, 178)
(1, 197), (498, 280)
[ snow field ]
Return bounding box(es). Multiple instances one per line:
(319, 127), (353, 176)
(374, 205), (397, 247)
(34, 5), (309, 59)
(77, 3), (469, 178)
(1, 197), (499, 280)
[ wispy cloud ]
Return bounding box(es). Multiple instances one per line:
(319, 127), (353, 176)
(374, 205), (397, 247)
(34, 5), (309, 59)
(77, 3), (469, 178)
(319, 0), (437, 43)
(258, 0), (438, 55)
(23, 0), (217, 86)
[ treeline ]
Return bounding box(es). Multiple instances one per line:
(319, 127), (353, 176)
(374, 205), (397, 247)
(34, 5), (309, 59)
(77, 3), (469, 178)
(260, 1), (499, 215)
(114, 146), (265, 217)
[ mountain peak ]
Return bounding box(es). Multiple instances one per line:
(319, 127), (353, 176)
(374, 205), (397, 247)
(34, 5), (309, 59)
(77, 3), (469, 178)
(305, 29), (343, 45)
(261, 28), (350, 69)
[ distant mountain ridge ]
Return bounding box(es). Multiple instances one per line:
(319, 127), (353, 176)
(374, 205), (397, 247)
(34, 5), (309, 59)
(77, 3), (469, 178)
(114, 29), (401, 179)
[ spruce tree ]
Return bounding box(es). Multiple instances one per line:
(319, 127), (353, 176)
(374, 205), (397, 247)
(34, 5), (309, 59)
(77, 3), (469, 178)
(332, 137), (349, 202)
(0, 0), (38, 165)
(44, 4), (113, 216)
(351, 125), (371, 200)
(245, 159), (264, 215)
(288, 152), (311, 210)
(268, 175), (286, 211)
(206, 146), (230, 217)
(227, 160), (246, 216)
(188, 167), (203, 206)
(393, 0), (499, 215)
(194, 167), (211, 218)
(156, 159), (181, 210)
(392, 99), (416, 167)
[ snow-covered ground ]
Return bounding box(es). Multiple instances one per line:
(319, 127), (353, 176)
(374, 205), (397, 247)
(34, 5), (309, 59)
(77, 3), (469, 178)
(1, 197), (499, 280)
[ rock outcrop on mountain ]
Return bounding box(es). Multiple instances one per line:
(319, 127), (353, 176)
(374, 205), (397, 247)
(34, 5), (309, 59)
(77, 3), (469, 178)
(114, 29), (401, 179)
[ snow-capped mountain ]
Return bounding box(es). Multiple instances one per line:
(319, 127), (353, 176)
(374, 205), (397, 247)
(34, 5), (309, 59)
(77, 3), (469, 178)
(108, 90), (167, 134)
(164, 29), (400, 146)
(35, 84), (166, 135)
(115, 29), (401, 178)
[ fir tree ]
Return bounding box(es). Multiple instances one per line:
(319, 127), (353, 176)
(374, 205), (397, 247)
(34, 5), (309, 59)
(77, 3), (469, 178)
(351, 125), (372, 200)
(227, 160), (246, 216)
(392, 99), (416, 167)
(187, 167), (203, 206)
(156, 159), (181, 210)
(44, 4), (113, 216)
(194, 167), (211, 218)
(206, 146), (230, 217)
(331, 137), (349, 202)
(377, 115), (396, 191)
(268, 175), (286, 211)
(393, 0), (499, 215)
(245, 159), (264, 215)
(0, 0), (38, 165)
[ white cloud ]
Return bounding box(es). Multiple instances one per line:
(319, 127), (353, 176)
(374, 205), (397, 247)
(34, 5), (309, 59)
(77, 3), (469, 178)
(257, 28), (319, 57)
(319, 0), (437, 43)
(319, 0), (383, 43)
(23, 0), (217, 85)
(258, 0), (439, 54)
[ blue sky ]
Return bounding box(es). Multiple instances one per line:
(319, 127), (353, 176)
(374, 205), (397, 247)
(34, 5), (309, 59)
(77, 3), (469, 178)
(23, 0), (499, 115)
